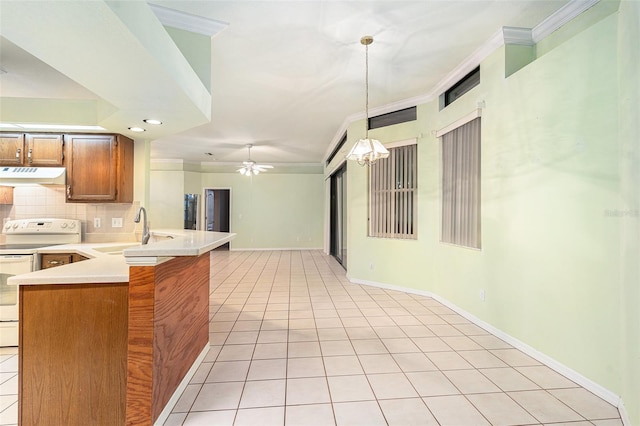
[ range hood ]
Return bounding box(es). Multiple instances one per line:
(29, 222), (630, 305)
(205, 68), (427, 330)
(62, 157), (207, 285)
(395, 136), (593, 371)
(0, 167), (66, 185)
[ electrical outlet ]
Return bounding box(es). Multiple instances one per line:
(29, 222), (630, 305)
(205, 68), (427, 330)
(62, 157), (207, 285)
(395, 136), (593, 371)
(480, 289), (486, 301)
(112, 217), (123, 228)
(94, 218), (101, 228)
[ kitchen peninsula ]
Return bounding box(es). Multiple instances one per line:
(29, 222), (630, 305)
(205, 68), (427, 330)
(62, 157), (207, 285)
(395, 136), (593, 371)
(9, 229), (235, 426)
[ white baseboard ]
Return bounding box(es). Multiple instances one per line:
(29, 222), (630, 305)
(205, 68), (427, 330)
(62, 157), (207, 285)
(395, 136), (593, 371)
(348, 276), (630, 425)
(154, 344), (210, 426)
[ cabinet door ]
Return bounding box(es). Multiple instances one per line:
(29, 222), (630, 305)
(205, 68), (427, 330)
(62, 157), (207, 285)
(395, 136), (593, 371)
(65, 134), (117, 202)
(0, 187), (13, 205)
(0, 134), (25, 165)
(26, 134), (64, 166)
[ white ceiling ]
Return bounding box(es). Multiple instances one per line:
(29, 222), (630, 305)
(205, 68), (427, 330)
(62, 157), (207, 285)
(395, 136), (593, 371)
(0, 0), (572, 166)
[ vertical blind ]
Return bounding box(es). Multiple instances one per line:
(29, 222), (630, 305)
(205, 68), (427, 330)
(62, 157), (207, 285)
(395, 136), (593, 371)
(369, 143), (417, 239)
(441, 117), (481, 248)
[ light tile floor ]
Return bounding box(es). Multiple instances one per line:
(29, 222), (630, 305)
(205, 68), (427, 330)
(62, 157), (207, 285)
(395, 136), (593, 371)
(0, 250), (624, 426)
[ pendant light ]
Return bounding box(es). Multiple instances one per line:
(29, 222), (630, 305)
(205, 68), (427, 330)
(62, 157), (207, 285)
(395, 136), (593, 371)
(346, 35), (389, 166)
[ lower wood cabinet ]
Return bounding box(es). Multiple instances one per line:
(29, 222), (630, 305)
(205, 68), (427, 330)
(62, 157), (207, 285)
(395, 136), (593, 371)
(41, 253), (87, 269)
(19, 283), (128, 425)
(0, 187), (13, 205)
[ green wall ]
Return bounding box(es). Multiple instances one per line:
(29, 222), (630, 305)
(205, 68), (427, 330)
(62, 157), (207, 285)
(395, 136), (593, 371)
(200, 172), (324, 249)
(616, 0), (640, 422)
(149, 165), (325, 250)
(338, 1), (639, 423)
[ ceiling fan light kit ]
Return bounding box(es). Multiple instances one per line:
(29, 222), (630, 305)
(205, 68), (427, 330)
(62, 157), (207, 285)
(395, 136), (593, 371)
(346, 35), (390, 167)
(237, 144), (274, 176)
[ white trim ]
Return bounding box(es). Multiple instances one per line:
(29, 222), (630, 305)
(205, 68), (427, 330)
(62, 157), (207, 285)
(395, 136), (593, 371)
(153, 344), (210, 426)
(384, 137), (418, 149)
(324, 0), (597, 164)
(323, 122), (351, 162)
(151, 158), (184, 164)
(148, 3), (228, 37)
(347, 275), (628, 422)
(532, 0), (600, 42)
(202, 161), (321, 168)
(435, 108), (483, 138)
(503, 27), (534, 45)
(324, 178), (331, 254)
(427, 28), (503, 103)
(325, 158), (347, 181)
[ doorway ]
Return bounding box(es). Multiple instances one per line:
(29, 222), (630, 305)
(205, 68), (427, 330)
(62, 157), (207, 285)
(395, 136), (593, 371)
(204, 188), (231, 250)
(330, 164), (347, 268)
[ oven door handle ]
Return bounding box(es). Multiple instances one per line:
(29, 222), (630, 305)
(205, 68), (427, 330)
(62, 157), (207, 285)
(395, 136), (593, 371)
(0, 256), (33, 264)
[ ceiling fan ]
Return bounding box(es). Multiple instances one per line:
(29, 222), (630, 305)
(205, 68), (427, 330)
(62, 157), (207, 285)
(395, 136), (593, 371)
(237, 144), (274, 176)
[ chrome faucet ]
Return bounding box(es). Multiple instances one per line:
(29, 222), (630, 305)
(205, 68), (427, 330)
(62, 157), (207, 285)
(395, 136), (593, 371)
(134, 207), (150, 245)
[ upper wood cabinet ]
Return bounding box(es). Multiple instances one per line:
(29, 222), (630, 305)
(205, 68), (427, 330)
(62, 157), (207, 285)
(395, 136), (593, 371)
(25, 134), (64, 166)
(0, 133), (25, 165)
(65, 134), (134, 203)
(0, 133), (64, 166)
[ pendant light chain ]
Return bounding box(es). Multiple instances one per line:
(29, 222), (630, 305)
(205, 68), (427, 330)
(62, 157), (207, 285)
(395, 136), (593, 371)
(365, 40), (370, 140)
(345, 35), (390, 166)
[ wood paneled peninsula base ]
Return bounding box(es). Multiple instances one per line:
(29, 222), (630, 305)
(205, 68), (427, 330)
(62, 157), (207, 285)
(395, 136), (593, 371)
(14, 230), (235, 426)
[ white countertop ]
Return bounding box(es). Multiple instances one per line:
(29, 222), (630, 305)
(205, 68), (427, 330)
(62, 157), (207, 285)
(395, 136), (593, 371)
(8, 229), (236, 286)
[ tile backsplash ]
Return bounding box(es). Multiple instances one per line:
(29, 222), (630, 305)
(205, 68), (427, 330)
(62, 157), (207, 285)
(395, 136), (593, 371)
(0, 185), (140, 242)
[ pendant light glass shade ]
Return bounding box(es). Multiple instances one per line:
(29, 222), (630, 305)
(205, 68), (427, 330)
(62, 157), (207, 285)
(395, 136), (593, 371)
(347, 35), (388, 167)
(346, 138), (389, 166)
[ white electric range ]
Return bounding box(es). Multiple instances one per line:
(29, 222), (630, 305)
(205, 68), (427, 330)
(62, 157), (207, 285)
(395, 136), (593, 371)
(0, 218), (81, 346)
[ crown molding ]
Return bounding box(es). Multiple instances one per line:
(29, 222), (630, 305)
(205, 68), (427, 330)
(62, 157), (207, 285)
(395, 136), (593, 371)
(148, 3), (228, 37)
(532, 0), (600, 42)
(503, 27), (534, 45)
(151, 158), (184, 164)
(324, 0), (600, 165)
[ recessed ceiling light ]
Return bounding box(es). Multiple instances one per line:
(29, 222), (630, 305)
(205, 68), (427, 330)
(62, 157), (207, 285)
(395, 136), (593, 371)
(143, 119), (163, 125)
(128, 127), (146, 132)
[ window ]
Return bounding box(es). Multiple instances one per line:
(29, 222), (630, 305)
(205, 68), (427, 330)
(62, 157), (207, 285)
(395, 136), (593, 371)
(442, 66), (480, 108)
(368, 107), (417, 130)
(326, 132), (347, 166)
(369, 141), (417, 239)
(441, 117), (481, 248)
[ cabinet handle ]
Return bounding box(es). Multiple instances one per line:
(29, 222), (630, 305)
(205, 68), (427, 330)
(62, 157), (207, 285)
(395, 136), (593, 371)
(48, 260), (62, 266)
(16, 148), (21, 161)
(28, 148), (32, 163)
(67, 185), (72, 199)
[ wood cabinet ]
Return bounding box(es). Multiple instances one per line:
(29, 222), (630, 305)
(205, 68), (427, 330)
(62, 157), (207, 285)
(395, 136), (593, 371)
(0, 133), (25, 165)
(20, 282), (128, 426)
(0, 186), (13, 204)
(65, 134), (134, 203)
(72, 253), (89, 263)
(25, 133), (64, 166)
(19, 252), (211, 426)
(41, 252), (88, 269)
(0, 133), (64, 166)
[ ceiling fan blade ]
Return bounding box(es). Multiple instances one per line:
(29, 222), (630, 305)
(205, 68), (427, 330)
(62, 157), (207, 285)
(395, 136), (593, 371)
(255, 164), (274, 169)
